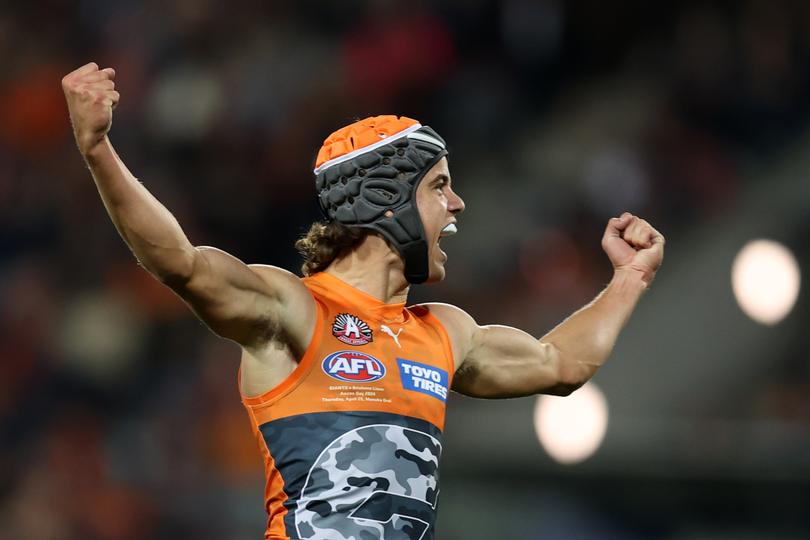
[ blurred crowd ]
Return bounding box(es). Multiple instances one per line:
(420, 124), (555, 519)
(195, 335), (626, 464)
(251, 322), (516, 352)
(2, 1), (810, 538)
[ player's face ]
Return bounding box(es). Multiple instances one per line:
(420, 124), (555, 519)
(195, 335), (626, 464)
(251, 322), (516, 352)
(415, 157), (465, 283)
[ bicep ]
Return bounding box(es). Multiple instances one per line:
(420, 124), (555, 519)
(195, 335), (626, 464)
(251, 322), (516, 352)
(170, 246), (312, 346)
(452, 325), (570, 398)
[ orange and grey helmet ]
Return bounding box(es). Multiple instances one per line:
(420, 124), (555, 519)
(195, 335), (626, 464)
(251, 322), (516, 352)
(313, 115), (448, 284)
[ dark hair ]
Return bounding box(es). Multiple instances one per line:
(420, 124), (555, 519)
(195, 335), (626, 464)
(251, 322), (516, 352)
(295, 221), (370, 276)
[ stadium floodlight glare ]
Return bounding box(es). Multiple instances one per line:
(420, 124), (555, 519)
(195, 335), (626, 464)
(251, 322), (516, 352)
(534, 382), (608, 464)
(732, 239), (801, 326)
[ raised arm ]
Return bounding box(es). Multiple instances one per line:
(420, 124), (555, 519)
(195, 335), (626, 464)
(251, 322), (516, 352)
(429, 213), (664, 398)
(62, 63), (314, 349)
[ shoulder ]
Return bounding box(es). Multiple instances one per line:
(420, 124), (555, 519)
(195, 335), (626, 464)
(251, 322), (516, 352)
(415, 302), (479, 371)
(247, 264), (318, 341)
(416, 302), (476, 328)
(247, 263), (303, 284)
(248, 264), (313, 300)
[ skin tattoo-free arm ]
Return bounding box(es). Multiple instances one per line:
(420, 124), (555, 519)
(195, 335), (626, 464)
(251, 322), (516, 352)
(431, 213), (665, 398)
(62, 62), (314, 349)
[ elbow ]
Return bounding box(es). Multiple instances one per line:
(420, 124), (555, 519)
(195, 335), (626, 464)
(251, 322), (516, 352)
(539, 343), (587, 396)
(544, 343), (603, 397)
(544, 381), (584, 397)
(155, 267), (191, 289)
(143, 248), (196, 289)
(549, 366), (593, 396)
(549, 357), (591, 397)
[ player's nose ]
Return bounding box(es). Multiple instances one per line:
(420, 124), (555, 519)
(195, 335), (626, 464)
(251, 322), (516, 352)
(448, 187), (465, 214)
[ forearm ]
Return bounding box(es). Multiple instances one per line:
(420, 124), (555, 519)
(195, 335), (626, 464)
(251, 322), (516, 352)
(84, 137), (195, 283)
(539, 269), (648, 386)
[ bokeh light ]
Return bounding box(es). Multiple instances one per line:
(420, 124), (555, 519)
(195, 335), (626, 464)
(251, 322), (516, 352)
(731, 239), (801, 325)
(534, 382), (608, 464)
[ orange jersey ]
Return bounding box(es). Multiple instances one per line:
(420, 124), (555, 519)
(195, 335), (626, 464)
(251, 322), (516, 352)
(240, 272), (455, 540)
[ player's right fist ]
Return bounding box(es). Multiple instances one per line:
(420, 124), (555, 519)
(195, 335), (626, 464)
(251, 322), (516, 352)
(62, 62), (119, 156)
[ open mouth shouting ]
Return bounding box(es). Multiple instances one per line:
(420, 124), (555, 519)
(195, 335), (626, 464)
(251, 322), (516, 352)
(440, 223), (457, 238)
(436, 223), (458, 261)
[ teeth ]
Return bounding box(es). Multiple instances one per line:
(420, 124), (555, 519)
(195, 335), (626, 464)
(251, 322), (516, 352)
(439, 223), (457, 237)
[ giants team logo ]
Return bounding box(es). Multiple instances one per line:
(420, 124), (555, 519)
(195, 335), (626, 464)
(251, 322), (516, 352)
(322, 351), (386, 383)
(332, 313), (373, 345)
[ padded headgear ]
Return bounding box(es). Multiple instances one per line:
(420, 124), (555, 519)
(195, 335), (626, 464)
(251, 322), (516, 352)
(314, 115), (448, 284)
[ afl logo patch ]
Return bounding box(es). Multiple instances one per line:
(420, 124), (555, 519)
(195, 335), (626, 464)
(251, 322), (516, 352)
(332, 313), (373, 346)
(322, 351), (386, 383)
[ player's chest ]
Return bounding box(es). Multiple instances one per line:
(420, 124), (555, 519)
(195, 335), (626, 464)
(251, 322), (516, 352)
(311, 312), (450, 411)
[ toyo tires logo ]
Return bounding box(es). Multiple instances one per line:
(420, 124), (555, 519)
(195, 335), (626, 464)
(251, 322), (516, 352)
(322, 351), (386, 383)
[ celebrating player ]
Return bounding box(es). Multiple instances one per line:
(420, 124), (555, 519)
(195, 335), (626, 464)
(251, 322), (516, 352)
(63, 62), (664, 540)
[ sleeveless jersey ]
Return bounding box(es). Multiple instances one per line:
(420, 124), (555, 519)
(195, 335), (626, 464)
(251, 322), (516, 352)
(240, 271), (455, 540)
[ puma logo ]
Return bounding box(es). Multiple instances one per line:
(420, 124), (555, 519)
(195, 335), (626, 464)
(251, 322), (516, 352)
(380, 325), (403, 348)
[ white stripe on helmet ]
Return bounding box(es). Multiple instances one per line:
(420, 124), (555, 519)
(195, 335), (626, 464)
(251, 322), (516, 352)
(313, 123), (423, 174)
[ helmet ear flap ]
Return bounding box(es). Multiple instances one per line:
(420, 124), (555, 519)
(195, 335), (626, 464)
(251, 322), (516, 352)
(363, 180), (405, 206)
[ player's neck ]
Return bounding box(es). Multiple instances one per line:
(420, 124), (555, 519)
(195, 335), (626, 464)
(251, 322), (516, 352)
(326, 236), (410, 304)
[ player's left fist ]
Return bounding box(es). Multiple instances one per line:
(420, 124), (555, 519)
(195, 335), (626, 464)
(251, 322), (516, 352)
(601, 212), (665, 285)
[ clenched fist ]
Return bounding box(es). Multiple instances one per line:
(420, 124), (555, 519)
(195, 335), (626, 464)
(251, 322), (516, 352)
(601, 212), (665, 286)
(62, 62), (119, 156)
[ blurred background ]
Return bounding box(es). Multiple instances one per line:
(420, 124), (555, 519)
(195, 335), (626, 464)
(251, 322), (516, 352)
(2, 0), (810, 538)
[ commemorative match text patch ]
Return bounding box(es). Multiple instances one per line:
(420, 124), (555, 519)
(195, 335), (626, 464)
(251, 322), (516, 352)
(397, 358), (448, 402)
